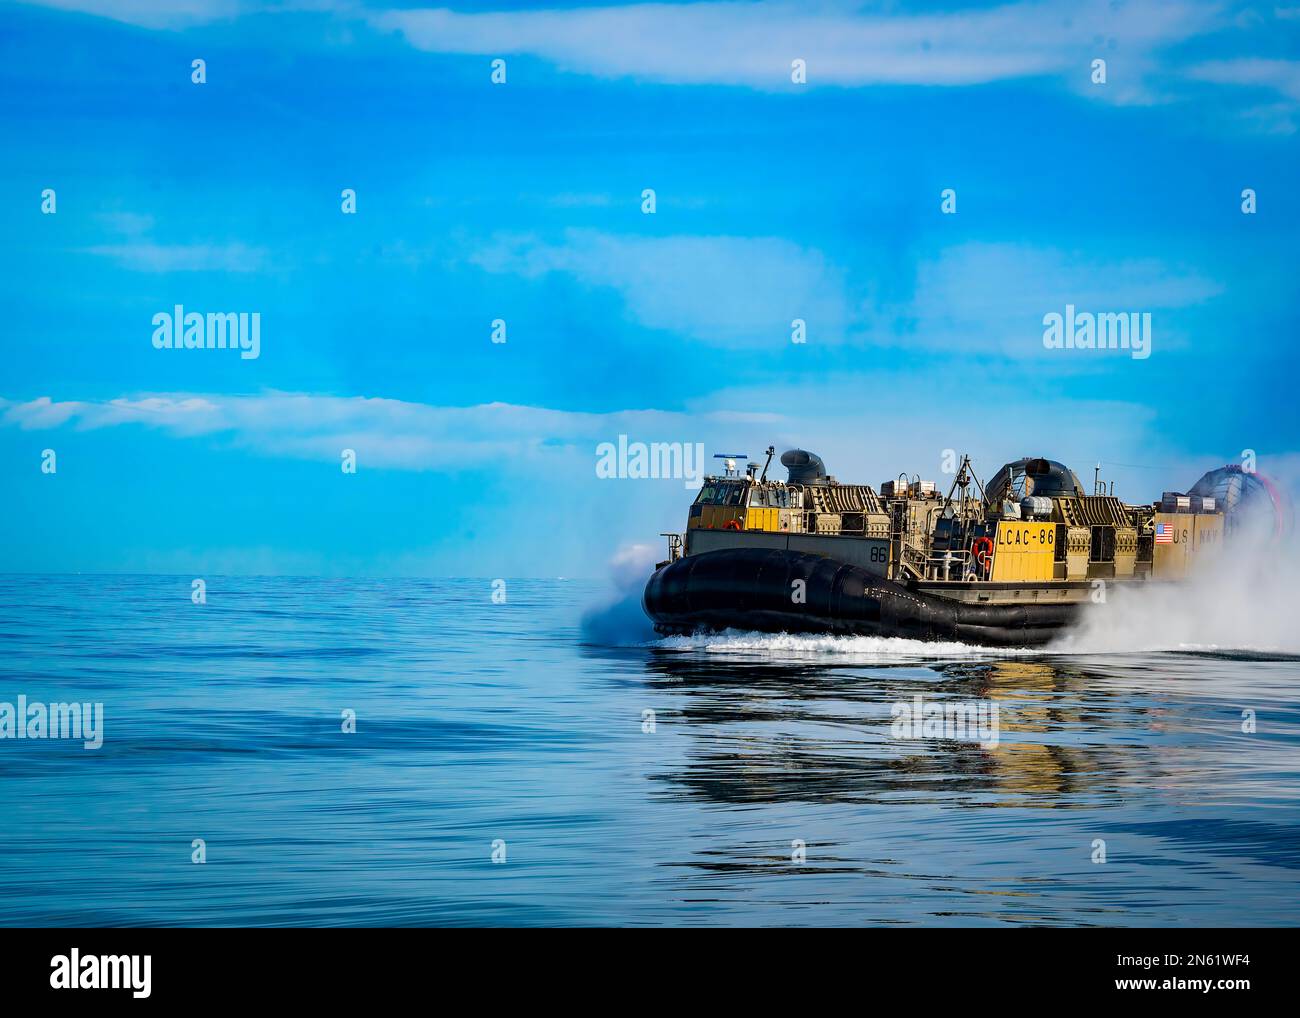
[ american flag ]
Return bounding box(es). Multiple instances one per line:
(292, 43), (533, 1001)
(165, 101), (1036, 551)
(1154, 523), (1173, 544)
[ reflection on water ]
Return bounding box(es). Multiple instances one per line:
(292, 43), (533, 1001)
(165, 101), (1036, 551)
(0, 576), (1297, 926)
(641, 647), (1300, 811)
(643, 654), (1097, 805)
(632, 639), (1300, 925)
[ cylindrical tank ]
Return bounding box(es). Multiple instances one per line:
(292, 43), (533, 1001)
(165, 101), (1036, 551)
(1020, 496), (1053, 518)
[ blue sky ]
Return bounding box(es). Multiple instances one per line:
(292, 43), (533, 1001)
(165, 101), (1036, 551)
(2, 0), (1298, 577)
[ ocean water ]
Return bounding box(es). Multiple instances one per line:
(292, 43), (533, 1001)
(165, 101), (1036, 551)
(1, 574), (1298, 927)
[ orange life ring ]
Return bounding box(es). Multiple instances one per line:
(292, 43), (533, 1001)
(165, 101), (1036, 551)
(723, 520), (742, 531)
(971, 536), (994, 570)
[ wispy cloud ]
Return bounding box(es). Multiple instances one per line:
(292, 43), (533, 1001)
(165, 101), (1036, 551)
(471, 231), (1223, 354)
(897, 241), (1224, 356)
(20, 0), (248, 30)
(375, 0), (1223, 96)
(1191, 58), (1300, 100)
(472, 228), (851, 347)
(80, 240), (269, 273)
(77, 208), (270, 272)
(1187, 57), (1300, 131)
(23, 0), (1300, 126)
(3, 384), (1231, 508)
(0, 392), (780, 471)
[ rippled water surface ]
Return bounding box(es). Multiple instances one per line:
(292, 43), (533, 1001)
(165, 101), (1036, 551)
(1, 575), (1297, 926)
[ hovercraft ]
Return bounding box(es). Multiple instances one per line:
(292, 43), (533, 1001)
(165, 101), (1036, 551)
(642, 447), (1235, 647)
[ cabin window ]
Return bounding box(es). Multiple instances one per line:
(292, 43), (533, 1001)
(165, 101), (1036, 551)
(697, 485), (734, 506)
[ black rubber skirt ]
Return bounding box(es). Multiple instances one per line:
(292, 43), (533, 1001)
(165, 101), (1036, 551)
(642, 548), (1077, 647)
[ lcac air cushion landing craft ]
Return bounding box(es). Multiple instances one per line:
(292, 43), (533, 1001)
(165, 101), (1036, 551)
(642, 448), (1258, 647)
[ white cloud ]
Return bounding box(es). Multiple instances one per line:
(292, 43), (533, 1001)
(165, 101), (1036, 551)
(8, 387), (1289, 537)
(23, 0), (1299, 124)
(1186, 58), (1300, 131)
(901, 241), (1224, 356)
(20, 0), (247, 30)
(473, 229), (851, 346)
(1190, 59), (1300, 100)
(1, 395), (224, 433)
(0, 391), (779, 470)
(78, 209), (271, 272)
(471, 231), (1223, 354)
(0, 390), (779, 576)
(80, 240), (269, 273)
(375, 0), (1222, 95)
